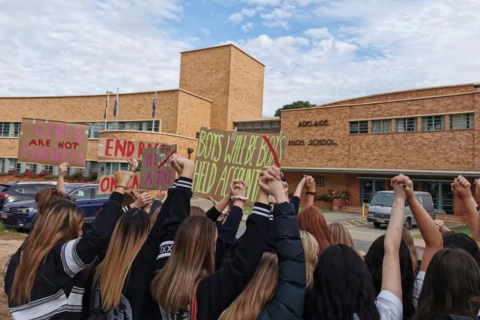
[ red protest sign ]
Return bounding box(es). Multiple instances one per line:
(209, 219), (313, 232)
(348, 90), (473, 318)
(98, 138), (162, 160)
(98, 173), (141, 195)
(140, 145), (177, 190)
(17, 118), (88, 168)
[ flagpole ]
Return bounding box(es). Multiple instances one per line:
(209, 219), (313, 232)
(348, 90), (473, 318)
(116, 88), (119, 123)
(152, 91), (157, 132)
(104, 91), (110, 131)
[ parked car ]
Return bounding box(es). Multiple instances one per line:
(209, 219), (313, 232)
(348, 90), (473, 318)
(0, 184), (109, 230)
(0, 182), (57, 211)
(367, 191), (435, 229)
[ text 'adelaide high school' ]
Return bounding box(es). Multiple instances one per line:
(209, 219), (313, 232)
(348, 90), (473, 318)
(0, 44), (479, 215)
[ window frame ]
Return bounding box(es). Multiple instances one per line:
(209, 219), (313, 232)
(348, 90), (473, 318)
(450, 113), (474, 130)
(372, 119), (392, 134)
(396, 118), (417, 133)
(422, 115), (445, 132)
(349, 121), (368, 135)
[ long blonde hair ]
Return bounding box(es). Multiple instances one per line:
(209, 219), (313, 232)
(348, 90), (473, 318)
(329, 222), (355, 249)
(218, 253), (278, 320)
(94, 208), (151, 312)
(300, 231), (319, 291)
(151, 216), (217, 313)
(9, 200), (83, 304)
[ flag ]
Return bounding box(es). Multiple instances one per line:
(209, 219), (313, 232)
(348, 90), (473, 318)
(113, 88), (119, 118)
(104, 92), (110, 119)
(152, 92), (157, 118)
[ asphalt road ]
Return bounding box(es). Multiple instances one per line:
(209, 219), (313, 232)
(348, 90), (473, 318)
(236, 211), (426, 256)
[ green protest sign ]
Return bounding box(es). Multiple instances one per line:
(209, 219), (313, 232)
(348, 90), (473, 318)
(193, 127), (288, 202)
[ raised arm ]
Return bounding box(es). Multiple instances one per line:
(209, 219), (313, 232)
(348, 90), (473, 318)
(206, 182), (236, 222)
(290, 176), (306, 214)
(57, 162), (69, 194)
(403, 176), (443, 271)
(155, 156), (194, 270)
(257, 176), (306, 320)
(196, 167), (278, 320)
(305, 176), (316, 207)
(453, 176), (480, 247)
(381, 175), (406, 301)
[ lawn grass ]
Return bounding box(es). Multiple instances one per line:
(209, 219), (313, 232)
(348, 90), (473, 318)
(414, 225), (471, 239)
(0, 222), (27, 240)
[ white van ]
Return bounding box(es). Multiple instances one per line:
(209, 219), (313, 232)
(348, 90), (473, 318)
(367, 191), (435, 229)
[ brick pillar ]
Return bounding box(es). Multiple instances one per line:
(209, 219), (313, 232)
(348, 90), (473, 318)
(385, 180), (391, 190)
(347, 175), (361, 206)
(418, 181), (425, 192)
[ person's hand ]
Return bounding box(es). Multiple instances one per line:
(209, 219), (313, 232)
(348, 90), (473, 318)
(231, 179), (247, 198)
(128, 158), (138, 172)
(172, 156), (194, 175)
(170, 154), (183, 176)
(434, 219), (451, 234)
(259, 166), (286, 201)
(131, 190), (154, 209)
(115, 170), (134, 187)
(283, 181), (289, 197)
(156, 189), (167, 202)
(474, 179), (480, 198)
(451, 175), (473, 201)
(391, 174), (414, 200)
(392, 180), (407, 203)
(305, 176), (316, 193)
(58, 162), (69, 177)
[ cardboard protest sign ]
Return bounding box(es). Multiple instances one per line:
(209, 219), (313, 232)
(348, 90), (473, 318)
(17, 118), (88, 168)
(140, 145), (177, 190)
(98, 138), (161, 160)
(193, 127), (288, 202)
(98, 173), (141, 195)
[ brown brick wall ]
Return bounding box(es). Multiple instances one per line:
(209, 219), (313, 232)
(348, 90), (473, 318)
(0, 138), (21, 158)
(325, 84), (474, 107)
(347, 175), (361, 206)
(177, 91), (211, 137)
(228, 47), (264, 130)
(180, 46), (232, 130)
(281, 91), (478, 171)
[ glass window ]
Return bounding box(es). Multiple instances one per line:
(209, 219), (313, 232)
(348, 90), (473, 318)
(396, 118), (417, 132)
(43, 165), (54, 174)
(372, 120), (392, 134)
(422, 116), (444, 132)
(93, 187), (109, 199)
(450, 113), (474, 130)
(70, 188), (92, 200)
(270, 121), (280, 131)
(90, 123), (103, 138)
(313, 176), (325, 188)
(0, 123), (9, 137)
(13, 123), (21, 137)
(349, 121), (368, 134)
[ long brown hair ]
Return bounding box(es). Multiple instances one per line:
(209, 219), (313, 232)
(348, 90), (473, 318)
(329, 222), (355, 249)
(151, 216), (217, 313)
(300, 230), (319, 291)
(35, 187), (73, 217)
(414, 248), (480, 320)
(218, 253), (278, 320)
(94, 208), (151, 312)
(402, 227), (417, 272)
(298, 206), (331, 254)
(9, 200), (83, 304)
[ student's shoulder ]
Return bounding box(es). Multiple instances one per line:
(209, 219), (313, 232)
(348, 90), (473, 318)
(376, 290), (403, 320)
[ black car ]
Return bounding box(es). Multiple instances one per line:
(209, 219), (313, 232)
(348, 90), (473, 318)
(0, 182), (57, 211)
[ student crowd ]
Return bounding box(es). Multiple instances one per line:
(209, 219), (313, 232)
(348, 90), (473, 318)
(4, 157), (480, 320)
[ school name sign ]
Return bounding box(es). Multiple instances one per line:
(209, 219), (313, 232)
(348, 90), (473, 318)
(193, 127), (288, 201)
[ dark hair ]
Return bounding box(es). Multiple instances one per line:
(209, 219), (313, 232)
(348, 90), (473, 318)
(305, 244), (380, 320)
(414, 248), (480, 320)
(365, 236), (416, 320)
(121, 193), (136, 207)
(443, 232), (480, 266)
(35, 187), (73, 217)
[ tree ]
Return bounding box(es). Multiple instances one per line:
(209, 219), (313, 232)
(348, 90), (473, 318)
(274, 101), (315, 116)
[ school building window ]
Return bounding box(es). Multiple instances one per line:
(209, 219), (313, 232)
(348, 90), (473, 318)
(313, 176), (325, 188)
(349, 121), (368, 134)
(89, 120), (160, 138)
(396, 118), (417, 132)
(450, 113), (474, 130)
(99, 162), (130, 176)
(422, 116), (444, 131)
(235, 121), (281, 132)
(0, 122), (21, 137)
(372, 120), (392, 134)
(43, 166), (54, 174)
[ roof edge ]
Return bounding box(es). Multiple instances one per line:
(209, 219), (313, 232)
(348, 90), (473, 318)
(181, 44), (265, 67)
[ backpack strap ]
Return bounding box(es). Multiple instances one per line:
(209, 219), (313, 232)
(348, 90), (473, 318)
(190, 283), (199, 320)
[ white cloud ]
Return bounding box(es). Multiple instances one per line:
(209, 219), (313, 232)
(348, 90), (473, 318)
(225, 0), (480, 116)
(304, 28), (332, 39)
(241, 22), (256, 32)
(202, 28), (212, 36)
(228, 8), (257, 23)
(0, 0), (192, 96)
(260, 7), (292, 20)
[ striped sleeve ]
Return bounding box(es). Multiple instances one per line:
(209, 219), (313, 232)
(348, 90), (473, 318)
(252, 203), (273, 220)
(60, 239), (87, 277)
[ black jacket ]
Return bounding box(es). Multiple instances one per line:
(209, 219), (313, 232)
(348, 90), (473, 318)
(257, 202), (306, 320)
(5, 192), (124, 320)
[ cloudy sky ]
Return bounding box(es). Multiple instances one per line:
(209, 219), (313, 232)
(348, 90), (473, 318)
(1, 0), (479, 115)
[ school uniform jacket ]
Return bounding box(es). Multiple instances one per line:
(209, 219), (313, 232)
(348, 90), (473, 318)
(157, 194), (271, 320)
(257, 202), (306, 320)
(4, 192), (125, 320)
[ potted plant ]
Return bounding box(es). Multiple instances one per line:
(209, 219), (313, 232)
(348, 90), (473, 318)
(315, 194), (333, 210)
(328, 190), (350, 211)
